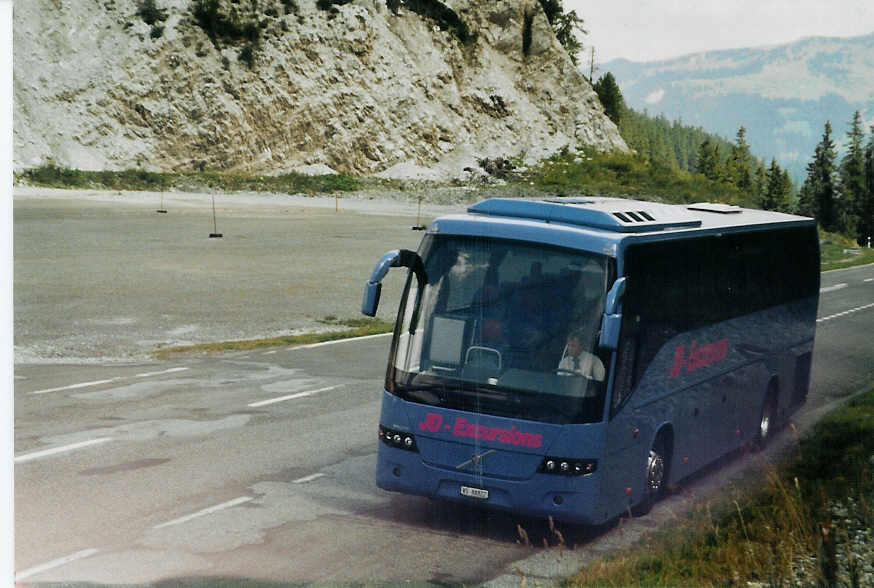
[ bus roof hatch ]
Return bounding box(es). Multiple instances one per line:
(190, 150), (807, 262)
(467, 198), (703, 233)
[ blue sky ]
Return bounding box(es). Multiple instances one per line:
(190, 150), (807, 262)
(567, 0), (874, 63)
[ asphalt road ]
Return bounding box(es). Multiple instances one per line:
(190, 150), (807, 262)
(13, 192), (874, 584)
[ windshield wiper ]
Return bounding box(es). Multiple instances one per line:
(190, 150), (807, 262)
(401, 384), (446, 406)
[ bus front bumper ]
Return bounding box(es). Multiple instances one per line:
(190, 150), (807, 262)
(376, 444), (605, 525)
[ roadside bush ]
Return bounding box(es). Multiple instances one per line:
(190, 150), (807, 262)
(381, 0), (474, 44)
(238, 43), (255, 68)
(316, 0), (352, 10)
(191, 0), (260, 46)
(137, 0), (168, 25)
(404, 0), (474, 45)
(280, 0), (299, 14)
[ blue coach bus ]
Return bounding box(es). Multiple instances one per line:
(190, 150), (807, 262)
(361, 197), (819, 524)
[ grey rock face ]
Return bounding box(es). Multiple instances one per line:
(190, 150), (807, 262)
(14, 0), (627, 179)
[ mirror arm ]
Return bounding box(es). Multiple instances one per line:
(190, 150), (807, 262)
(361, 249), (425, 317)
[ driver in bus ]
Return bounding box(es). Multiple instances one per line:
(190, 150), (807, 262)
(557, 329), (605, 381)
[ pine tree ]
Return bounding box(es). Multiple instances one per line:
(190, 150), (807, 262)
(696, 139), (722, 181)
(762, 159), (794, 212)
(861, 126), (874, 247)
(839, 111), (865, 240)
(727, 126), (753, 194)
(779, 169), (794, 213)
(593, 72), (625, 125)
(762, 159), (784, 211)
(538, 0), (586, 65)
(537, 0), (562, 22)
(753, 163), (767, 206)
(798, 121), (839, 231)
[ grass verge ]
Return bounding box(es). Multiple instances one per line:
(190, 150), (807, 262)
(152, 318), (394, 359)
(14, 165), (394, 195)
(565, 386), (874, 587)
(820, 230), (874, 271)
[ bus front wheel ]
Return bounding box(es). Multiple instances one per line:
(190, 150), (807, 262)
(632, 438), (667, 516)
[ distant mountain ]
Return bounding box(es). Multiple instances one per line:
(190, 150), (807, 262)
(604, 33), (874, 181)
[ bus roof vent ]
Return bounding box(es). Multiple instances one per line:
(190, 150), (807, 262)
(613, 210), (656, 224)
(687, 202), (743, 214)
(468, 198), (702, 232)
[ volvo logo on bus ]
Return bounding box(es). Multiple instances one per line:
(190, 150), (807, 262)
(456, 449), (496, 471)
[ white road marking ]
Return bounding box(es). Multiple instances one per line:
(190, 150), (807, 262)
(30, 366), (188, 395)
(817, 302), (874, 323)
(134, 366), (190, 378)
(247, 384), (341, 408)
(153, 496), (254, 529)
(293, 473), (326, 484)
(14, 438), (113, 463)
(15, 548), (101, 581)
(31, 378), (119, 395)
(292, 332), (392, 350)
(820, 283), (848, 293)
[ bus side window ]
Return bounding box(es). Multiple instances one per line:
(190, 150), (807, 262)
(610, 241), (690, 417)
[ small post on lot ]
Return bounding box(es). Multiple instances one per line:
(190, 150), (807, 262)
(156, 189), (167, 214)
(411, 192), (426, 231)
(209, 195), (222, 238)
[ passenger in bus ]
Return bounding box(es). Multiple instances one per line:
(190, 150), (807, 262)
(557, 330), (605, 382)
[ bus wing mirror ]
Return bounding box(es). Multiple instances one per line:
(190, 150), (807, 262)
(599, 277), (626, 350)
(361, 282), (383, 317)
(361, 249), (424, 317)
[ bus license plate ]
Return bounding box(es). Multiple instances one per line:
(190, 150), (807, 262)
(460, 486), (489, 500)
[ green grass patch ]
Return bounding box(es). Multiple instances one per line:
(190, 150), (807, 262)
(565, 386), (874, 587)
(151, 318), (394, 359)
(15, 165), (367, 195)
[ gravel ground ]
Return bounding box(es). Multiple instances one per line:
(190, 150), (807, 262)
(13, 186), (469, 363)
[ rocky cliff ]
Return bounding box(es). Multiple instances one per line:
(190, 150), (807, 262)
(13, 0), (627, 179)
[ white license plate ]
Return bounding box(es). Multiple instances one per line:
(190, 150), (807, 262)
(460, 486), (489, 500)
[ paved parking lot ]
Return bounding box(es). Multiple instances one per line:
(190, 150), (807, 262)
(13, 187), (451, 363)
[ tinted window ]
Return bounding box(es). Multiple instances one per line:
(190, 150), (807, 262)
(612, 225), (819, 407)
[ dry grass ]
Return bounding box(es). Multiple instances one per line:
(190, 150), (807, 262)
(152, 318), (393, 359)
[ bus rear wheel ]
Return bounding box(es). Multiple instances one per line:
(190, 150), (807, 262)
(632, 438), (667, 516)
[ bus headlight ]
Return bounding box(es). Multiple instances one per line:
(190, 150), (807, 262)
(379, 425), (419, 452)
(539, 457), (597, 476)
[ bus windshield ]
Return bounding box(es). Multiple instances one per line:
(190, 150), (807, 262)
(388, 235), (613, 425)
